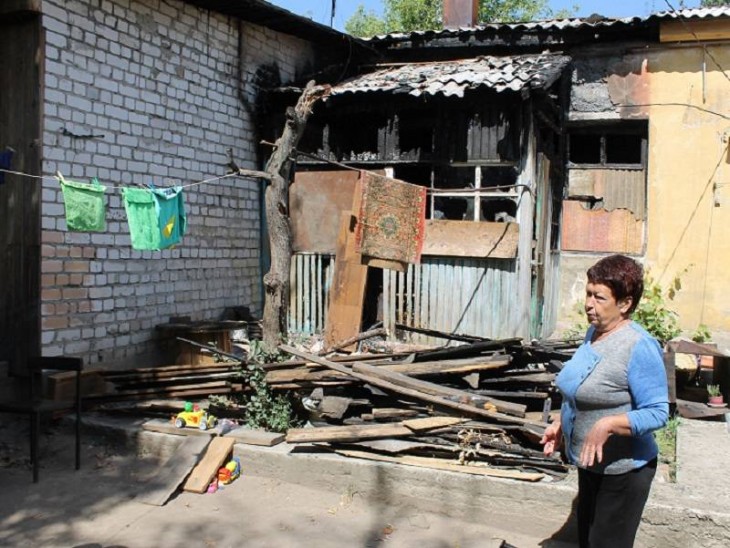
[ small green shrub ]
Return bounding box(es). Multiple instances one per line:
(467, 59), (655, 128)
(632, 273), (682, 344)
(691, 324), (712, 344)
(707, 384), (721, 398)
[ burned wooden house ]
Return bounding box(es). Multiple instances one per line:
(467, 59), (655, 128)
(279, 38), (569, 345)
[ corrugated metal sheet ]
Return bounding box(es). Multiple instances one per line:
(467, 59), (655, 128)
(366, 7), (730, 43)
(568, 169), (646, 220)
(382, 257), (519, 345)
(330, 54), (571, 97)
(289, 253), (334, 334)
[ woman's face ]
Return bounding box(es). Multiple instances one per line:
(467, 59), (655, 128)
(585, 282), (632, 333)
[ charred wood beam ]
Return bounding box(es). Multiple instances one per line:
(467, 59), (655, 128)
(394, 323), (487, 343)
(410, 338), (522, 362)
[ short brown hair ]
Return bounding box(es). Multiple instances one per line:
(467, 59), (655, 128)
(586, 254), (644, 314)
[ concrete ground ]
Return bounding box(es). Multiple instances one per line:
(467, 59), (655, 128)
(1, 413), (729, 548)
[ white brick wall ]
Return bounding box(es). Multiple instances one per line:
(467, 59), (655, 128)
(39, 0), (317, 366)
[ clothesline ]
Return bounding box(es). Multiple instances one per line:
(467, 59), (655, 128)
(0, 167), (240, 190)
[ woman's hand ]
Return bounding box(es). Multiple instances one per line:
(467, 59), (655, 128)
(579, 414), (632, 467)
(540, 419), (562, 456)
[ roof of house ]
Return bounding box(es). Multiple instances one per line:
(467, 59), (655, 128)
(329, 54), (571, 97)
(182, 0), (367, 49)
(365, 7), (730, 44)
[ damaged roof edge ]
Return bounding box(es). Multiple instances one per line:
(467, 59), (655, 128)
(328, 54), (571, 98)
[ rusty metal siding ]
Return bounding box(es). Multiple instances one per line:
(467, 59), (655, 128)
(383, 257), (519, 345)
(288, 253), (334, 334)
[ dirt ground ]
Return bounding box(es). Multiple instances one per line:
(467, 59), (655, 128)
(0, 416), (576, 548)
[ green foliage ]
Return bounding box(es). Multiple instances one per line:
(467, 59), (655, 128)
(632, 273), (682, 344)
(701, 0), (730, 7)
(242, 362), (296, 432)
(345, 5), (388, 37)
(691, 324), (712, 344)
(237, 339), (297, 433)
(707, 384), (721, 397)
(655, 414), (679, 482)
(345, 0), (576, 37)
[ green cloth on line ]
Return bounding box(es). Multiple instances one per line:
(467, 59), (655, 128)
(60, 175), (107, 232)
(122, 186), (186, 250)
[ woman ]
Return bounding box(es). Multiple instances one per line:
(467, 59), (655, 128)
(541, 254), (669, 548)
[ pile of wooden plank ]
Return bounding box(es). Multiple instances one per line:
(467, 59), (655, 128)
(93, 362), (243, 402)
(269, 339), (574, 481)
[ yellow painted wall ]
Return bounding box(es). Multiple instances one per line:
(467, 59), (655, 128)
(643, 44), (730, 336)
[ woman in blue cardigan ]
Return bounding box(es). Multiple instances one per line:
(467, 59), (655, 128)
(541, 254), (669, 548)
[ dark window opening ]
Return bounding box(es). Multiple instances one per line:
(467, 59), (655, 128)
(329, 110), (381, 160)
(479, 166), (518, 189)
(569, 133), (601, 164)
(605, 133), (642, 164)
(568, 123), (647, 167)
(398, 109), (433, 159)
(433, 196), (470, 220)
(480, 198), (517, 223)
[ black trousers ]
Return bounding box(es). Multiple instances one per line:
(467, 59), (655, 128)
(577, 459), (657, 548)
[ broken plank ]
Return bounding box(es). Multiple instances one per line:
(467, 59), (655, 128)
(372, 408), (419, 420)
(137, 435), (211, 506)
(379, 356), (511, 376)
(183, 436), (235, 493)
(286, 423), (414, 444)
(286, 417), (465, 444)
(335, 450), (544, 481)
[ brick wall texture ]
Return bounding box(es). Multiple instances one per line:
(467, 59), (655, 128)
(39, 0), (316, 366)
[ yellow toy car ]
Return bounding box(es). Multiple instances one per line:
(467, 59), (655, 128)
(173, 402), (217, 431)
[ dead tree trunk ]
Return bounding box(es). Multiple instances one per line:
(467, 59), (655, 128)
(262, 81), (330, 350)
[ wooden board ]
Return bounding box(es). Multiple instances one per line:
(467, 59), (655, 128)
(421, 220), (519, 259)
(290, 170), (369, 253)
(183, 436), (235, 493)
(224, 427), (285, 447)
(286, 417), (465, 444)
(137, 435), (211, 506)
(402, 416), (466, 432)
(324, 211), (368, 348)
(335, 450), (544, 482)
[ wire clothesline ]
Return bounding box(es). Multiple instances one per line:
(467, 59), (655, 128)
(0, 168), (242, 190)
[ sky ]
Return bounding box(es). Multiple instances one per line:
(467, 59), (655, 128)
(268, 1), (704, 31)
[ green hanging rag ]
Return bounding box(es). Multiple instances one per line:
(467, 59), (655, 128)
(60, 175), (107, 232)
(154, 186), (187, 249)
(122, 186), (186, 250)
